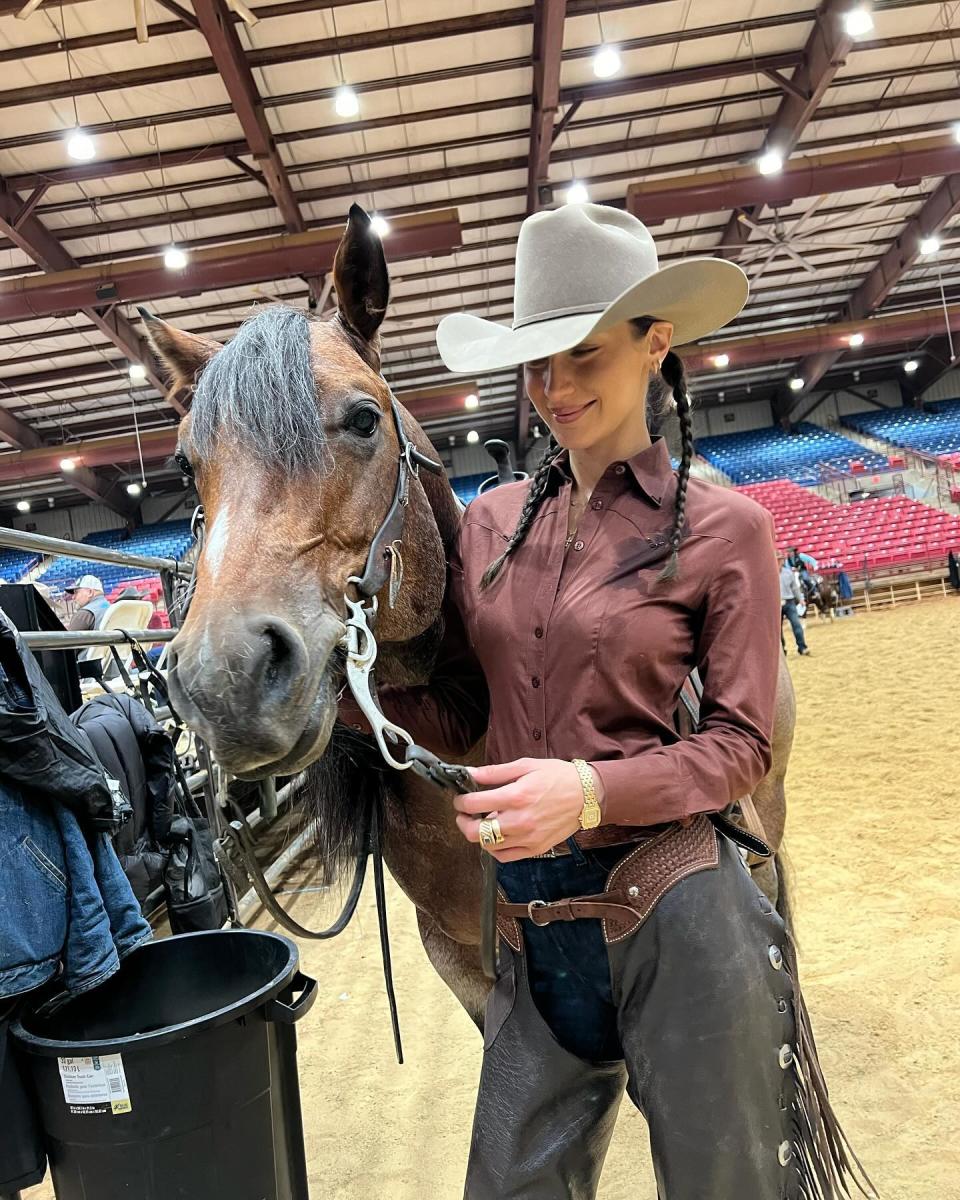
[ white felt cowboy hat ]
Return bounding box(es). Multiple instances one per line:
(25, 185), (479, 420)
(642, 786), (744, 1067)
(436, 203), (748, 375)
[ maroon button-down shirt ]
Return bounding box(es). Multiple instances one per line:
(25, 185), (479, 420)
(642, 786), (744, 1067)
(352, 437), (781, 834)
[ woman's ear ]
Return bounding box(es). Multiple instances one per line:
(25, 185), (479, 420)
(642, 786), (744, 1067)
(647, 321), (675, 367)
(333, 204), (390, 353)
(138, 308), (222, 392)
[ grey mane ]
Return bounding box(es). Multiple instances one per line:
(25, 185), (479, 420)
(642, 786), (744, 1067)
(190, 305), (330, 473)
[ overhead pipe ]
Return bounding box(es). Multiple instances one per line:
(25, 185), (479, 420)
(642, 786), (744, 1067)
(0, 210), (462, 324)
(627, 133), (960, 223)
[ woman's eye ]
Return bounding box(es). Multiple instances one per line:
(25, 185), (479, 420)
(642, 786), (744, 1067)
(572, 346), (597, 358)
(347, 407), (380, 437)
(174, 451), (194, 478)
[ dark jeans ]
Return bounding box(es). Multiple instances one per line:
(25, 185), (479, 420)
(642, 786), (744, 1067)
(781, 600), (807, 652)
(498, 842), (626, 1061)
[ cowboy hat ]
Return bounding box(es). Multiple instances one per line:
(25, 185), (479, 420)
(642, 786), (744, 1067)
(436, 203), (748, 375)
(65, 574), (103, 593)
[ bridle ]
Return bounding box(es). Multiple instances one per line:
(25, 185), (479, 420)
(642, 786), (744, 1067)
(176, 385), (495, 1065)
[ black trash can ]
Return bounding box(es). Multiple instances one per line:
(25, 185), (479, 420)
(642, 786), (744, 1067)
(13, 930), (316, 1200)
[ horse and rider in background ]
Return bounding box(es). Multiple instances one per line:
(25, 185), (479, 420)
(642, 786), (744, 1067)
(788, 547), (840, 618)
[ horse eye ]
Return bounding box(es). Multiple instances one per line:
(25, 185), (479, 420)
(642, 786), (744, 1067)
(174, 450), (194, 478)
(346, 406), (380, 438)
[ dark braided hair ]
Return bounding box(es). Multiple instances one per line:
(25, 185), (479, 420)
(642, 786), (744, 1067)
(479, 437), (564, 589)
(479, 315), (695, 591)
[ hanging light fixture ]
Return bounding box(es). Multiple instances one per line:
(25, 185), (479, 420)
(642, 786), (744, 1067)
(16, 499), (30, 513)
(919, 235), (940, 256)
(335, 86), (360, 117)
(464, 393), (479, 410)
(713, 353), (730, 368)
(126, 482), (143, 497)
(164, 244), (188, 270)
(789, 376), (805, 391)
(370, 213), (390, 237)
(757, 149), (784, 176)
(66, 129), (95, 160)
(903, 359), (919, 375)
(128, 362), (147, 382)
(59, 457), (76, 472)
(466, 430), (480, 444)
(592, 45), (621, 79)
(848, 332), (865, 347)
(843, 5), (874, 37)
(566, 180), (589, 204)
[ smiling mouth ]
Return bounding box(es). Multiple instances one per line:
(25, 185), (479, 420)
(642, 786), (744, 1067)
(550, 400), (597, 425)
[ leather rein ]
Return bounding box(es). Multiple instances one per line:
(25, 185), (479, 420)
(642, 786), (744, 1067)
(180, 388), (491, 1065)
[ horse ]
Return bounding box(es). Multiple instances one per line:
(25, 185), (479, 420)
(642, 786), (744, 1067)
(804, 573), (840, 619)
(148, 205), (796, 1029)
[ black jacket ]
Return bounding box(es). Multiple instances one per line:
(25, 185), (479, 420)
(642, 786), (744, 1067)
(0, 611), (127, 832)
(71, 694), (178, 903)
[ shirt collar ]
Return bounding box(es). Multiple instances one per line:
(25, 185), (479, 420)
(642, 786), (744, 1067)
(548, 435), (673, 508)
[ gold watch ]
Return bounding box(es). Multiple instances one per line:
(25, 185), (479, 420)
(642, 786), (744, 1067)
(571, 759), (602, 830)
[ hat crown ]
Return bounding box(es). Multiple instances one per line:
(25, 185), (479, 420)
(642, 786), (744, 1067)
(513, 204), (660, 328)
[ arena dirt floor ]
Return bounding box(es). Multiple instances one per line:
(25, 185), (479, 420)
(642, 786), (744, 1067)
(25, 595), (960, 1200)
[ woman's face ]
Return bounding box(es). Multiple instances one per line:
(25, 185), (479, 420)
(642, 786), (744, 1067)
(523, 319), (673, 452)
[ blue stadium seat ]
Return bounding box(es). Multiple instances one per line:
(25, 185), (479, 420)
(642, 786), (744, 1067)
(696, 422), (888, 486)
(842, 397), (960, 458)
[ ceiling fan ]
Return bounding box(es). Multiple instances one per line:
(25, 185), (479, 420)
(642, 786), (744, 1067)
(16, 0), (257, 42)
(712, 194), (898, 285)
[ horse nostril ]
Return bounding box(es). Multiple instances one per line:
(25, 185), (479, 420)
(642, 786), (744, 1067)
(251, 618), (308, 705)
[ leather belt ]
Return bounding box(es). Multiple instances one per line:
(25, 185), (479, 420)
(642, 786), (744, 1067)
(499, 895), (640, 925)
(536, 821), (674, 857)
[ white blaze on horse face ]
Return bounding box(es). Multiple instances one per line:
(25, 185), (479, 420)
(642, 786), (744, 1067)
(204, 502), (231, 582)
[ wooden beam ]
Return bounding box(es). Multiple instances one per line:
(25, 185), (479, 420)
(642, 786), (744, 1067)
(525, 0), (567, 215)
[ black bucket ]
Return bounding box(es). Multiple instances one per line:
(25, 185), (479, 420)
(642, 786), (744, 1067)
(13, 929), (316, 1200)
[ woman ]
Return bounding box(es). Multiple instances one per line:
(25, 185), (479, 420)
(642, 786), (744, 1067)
(349, 204), (870, 1199)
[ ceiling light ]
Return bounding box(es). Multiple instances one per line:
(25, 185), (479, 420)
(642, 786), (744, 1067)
(164, 244), (188, 270)
(466, 430), (480, 444)
(66, 128), (95, 161)
(592, 45), (621, 79)
(903, 359), (919, 375)
(128, 362), (147, 382)
(843, 6), (874, 38)
(16, 499), (30, 513)
(334, 86), (360, 118)
(848, 332), (864, 347)
(565, 180), (589, 204)
(713, 353), (730, 368)
(789, 376), (805, 391)
(464, 393), (479, 409)
(126, 482), (143, 497)
(919, 235), (940, 256)
(59, 457), (76, 472)
(954, 122), (960, 144)
(369, 213), (390, 237)
(757, 149), (784, 176)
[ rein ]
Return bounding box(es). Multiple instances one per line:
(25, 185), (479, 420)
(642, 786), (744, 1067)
(176, 388), (496, 1065)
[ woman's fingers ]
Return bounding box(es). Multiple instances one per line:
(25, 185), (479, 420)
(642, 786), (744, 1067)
(468, 759), (535, 787)
(452, 784), (526, 814)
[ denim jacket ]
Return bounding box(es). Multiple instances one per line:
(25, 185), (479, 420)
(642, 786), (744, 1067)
(0, 777), (151, 1000)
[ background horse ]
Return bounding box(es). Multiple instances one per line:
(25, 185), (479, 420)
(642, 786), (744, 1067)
(149, 205), (795, 1028)
(805, 573), (840, 618)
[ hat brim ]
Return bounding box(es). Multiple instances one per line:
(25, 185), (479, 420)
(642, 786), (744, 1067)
(436, 258), (748, 375)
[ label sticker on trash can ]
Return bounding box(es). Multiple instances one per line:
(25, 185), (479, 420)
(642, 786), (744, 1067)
(57, 1054), (131, 1115)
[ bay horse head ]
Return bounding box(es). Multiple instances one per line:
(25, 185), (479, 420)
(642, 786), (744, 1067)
(146, 206), (454, 779)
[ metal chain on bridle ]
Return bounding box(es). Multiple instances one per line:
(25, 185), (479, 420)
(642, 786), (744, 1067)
(175, 390), (497, 1063)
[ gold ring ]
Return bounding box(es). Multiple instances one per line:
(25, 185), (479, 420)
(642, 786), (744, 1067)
(478, 816), (505, 849)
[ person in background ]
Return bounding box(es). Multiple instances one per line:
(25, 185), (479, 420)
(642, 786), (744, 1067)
(780, 556), (810, 656)
(65, 574), (108, 632)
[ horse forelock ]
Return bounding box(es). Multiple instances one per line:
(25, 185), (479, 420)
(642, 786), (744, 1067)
(190, 305), (341, 473)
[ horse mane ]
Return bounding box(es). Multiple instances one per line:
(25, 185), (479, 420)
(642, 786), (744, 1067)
(190, 305), (331, 473)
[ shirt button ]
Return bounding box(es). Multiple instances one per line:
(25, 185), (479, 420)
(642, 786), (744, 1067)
(531, 676), (540, 688)
(573, 540), (584, 551)
(614, 464), (626, 475)
(534, 626), (544, 638)
(591, 499), (603, 510)
(532, 728), (542, 741)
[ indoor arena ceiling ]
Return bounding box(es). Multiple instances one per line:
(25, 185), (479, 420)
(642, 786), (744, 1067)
(0, 0), (959, 515)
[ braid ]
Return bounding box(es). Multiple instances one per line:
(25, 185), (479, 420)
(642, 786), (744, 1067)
(657, 348), (693, 582)
(479, 438), (563, 590)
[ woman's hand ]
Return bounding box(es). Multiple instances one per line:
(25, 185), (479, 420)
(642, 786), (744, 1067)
(453, 758), (590, 861)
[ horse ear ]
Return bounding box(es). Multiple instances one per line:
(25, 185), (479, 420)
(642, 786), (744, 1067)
(333, 204), (389, 345)
(138, 308), (221, 391)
